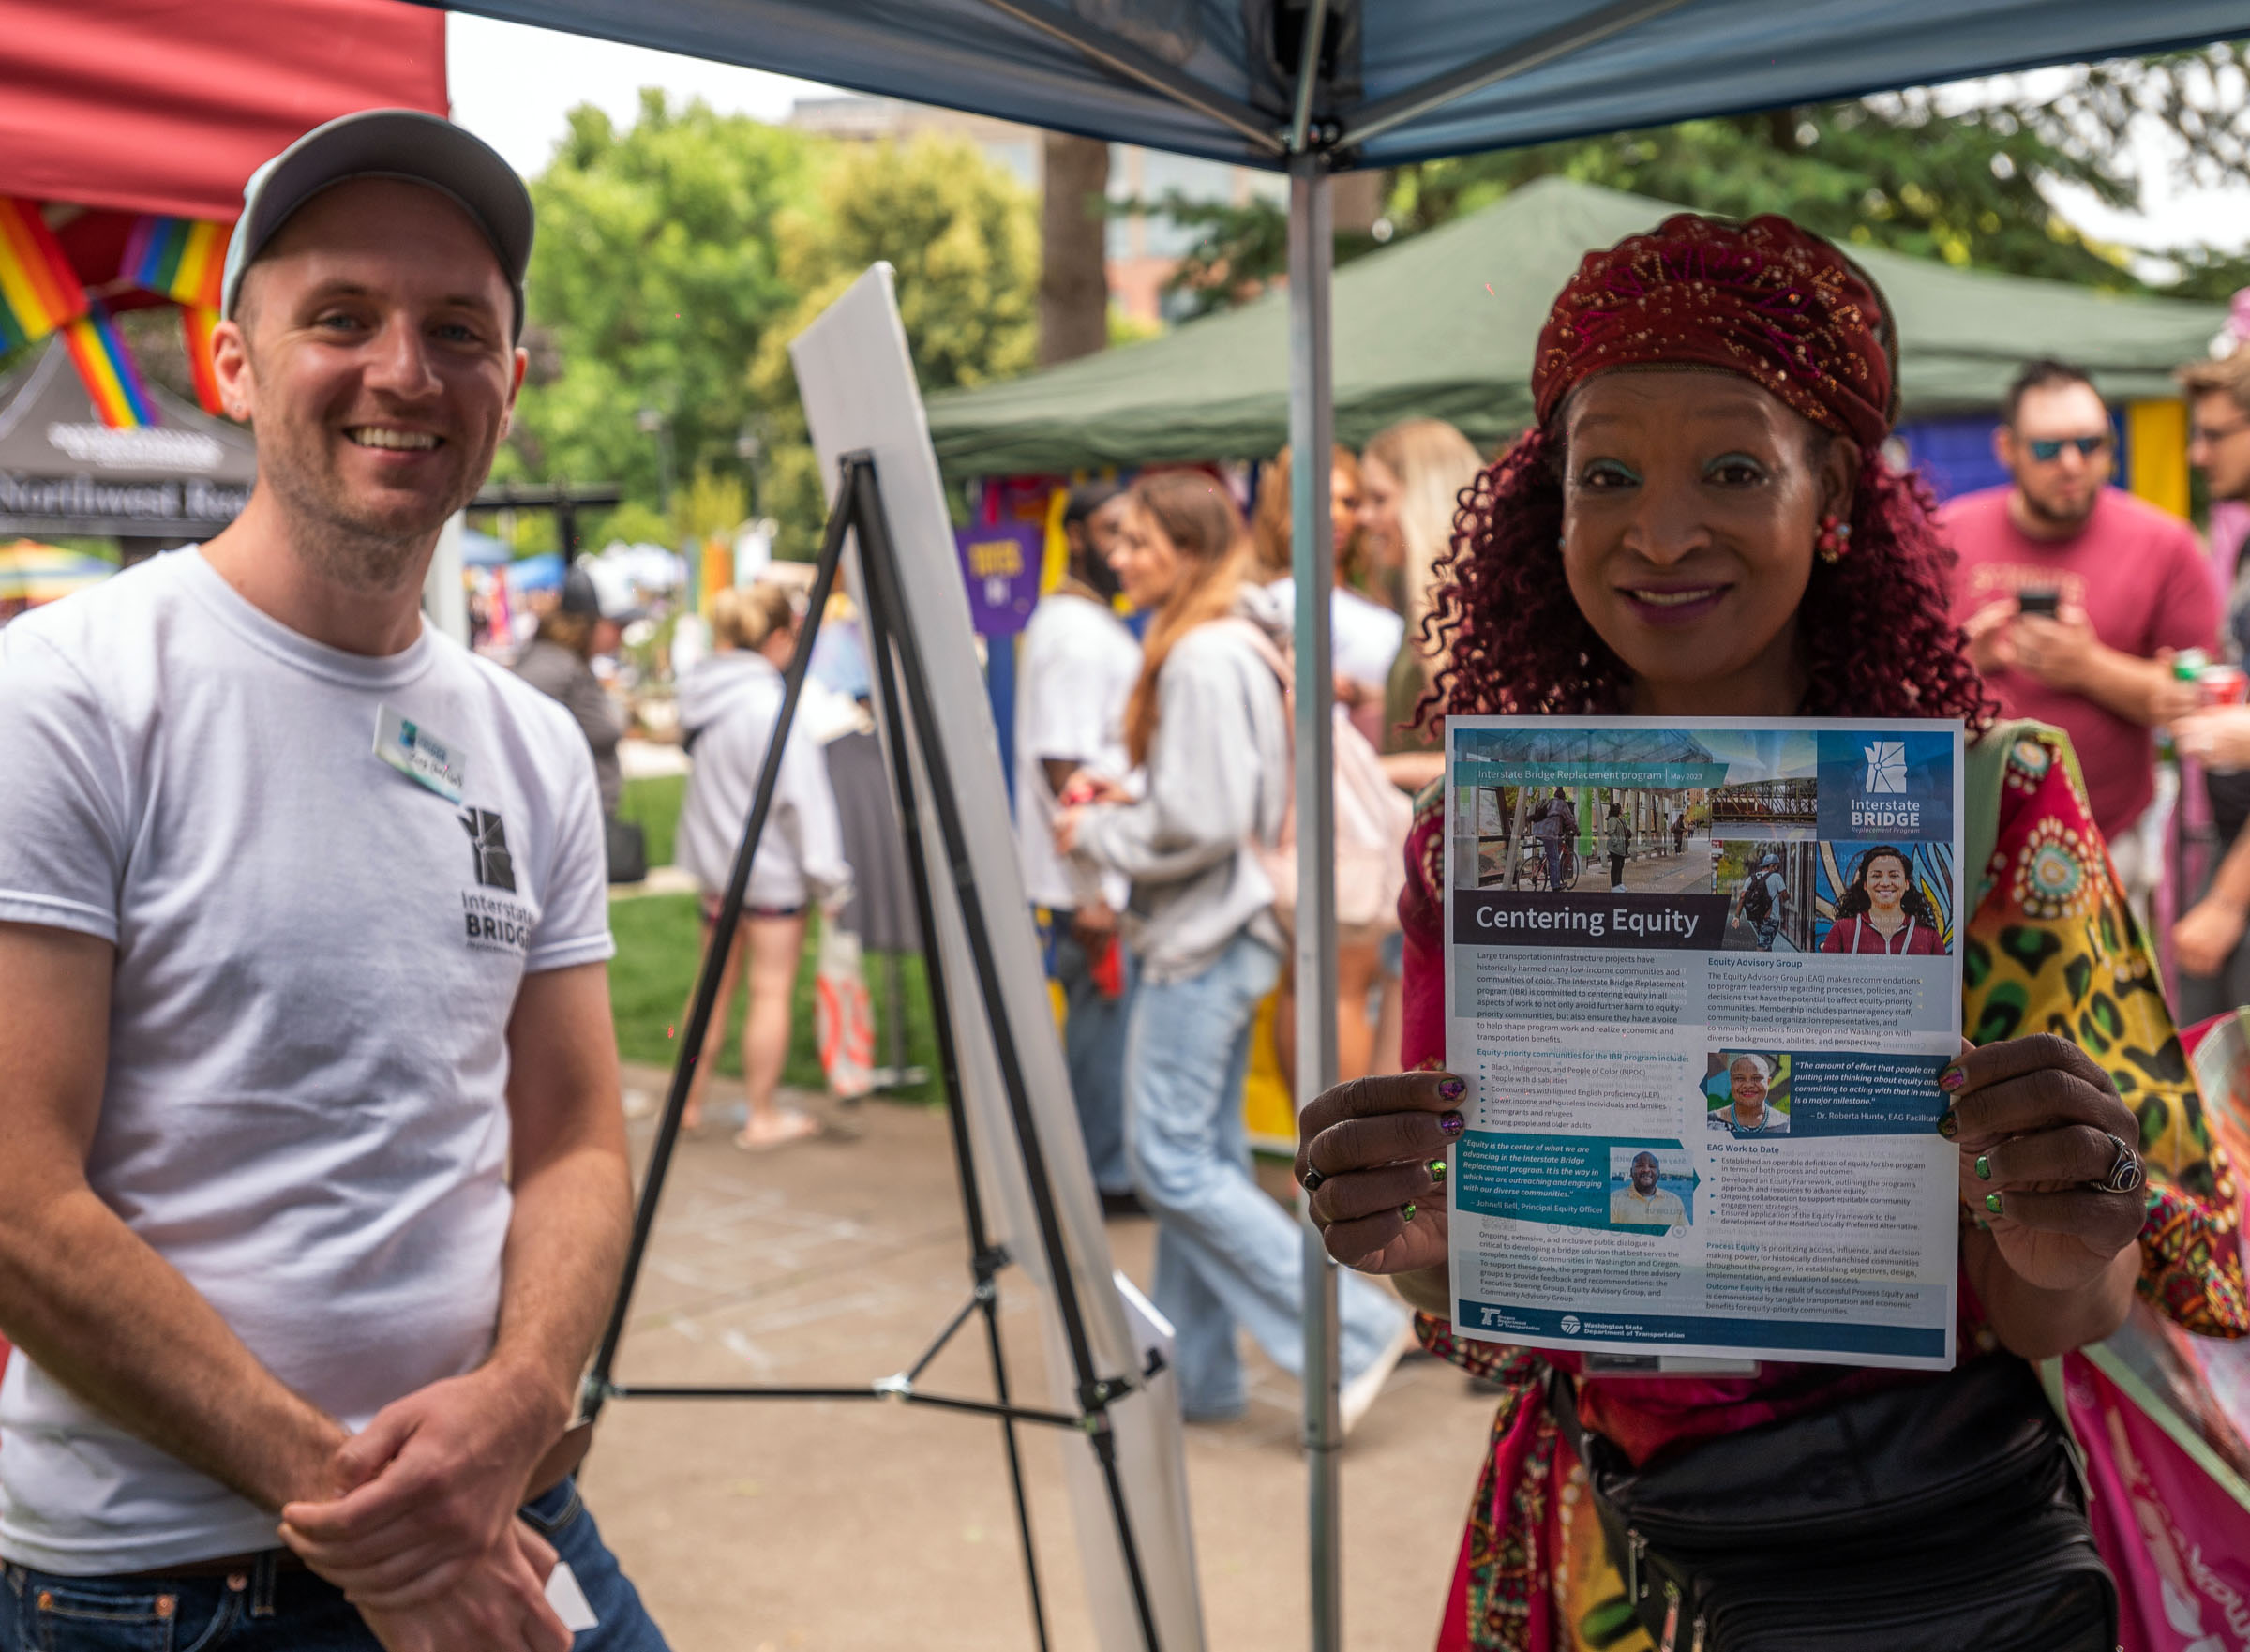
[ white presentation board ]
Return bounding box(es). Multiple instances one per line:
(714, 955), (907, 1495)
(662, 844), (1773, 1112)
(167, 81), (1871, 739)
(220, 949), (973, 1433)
(791, 264), (1205, 1652)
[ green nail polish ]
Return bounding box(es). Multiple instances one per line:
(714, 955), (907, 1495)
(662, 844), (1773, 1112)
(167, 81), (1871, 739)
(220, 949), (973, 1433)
(1974, 1214), (1990, 1231)
(1400, 1202), (1418, 1224)
(1428, 1159), (1448, 1180)
(1936, 1110), (1959, 1140)
(1984, 1192), (2003, 1215)
(1975, 1155), (1990, 1180)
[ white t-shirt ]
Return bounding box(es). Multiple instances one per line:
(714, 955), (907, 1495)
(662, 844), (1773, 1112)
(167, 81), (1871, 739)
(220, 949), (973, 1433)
(1013, 592), (1142, 911)
(0, 548), (613, 1574)
(1262, 577), (1405, 690)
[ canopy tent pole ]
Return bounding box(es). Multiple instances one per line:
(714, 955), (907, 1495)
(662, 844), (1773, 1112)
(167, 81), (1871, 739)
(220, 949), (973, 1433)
(1287, 146), (1344, 1652)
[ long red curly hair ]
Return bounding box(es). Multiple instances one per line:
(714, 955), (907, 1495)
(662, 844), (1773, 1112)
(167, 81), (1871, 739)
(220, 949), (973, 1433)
(1419, 420), (1994, 729)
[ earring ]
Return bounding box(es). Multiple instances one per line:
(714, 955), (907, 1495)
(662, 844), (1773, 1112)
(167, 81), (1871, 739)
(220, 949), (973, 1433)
(1815, 513), (1853, 563)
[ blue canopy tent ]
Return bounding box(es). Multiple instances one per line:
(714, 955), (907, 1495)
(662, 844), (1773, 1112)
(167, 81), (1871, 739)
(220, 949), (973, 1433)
(432, 1), (2248, 172)
(458, 527), (515, 567)
(429, 3), (2250, 1642)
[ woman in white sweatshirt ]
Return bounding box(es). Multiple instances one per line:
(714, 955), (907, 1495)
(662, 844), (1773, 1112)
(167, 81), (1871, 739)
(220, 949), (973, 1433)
(674, 583), (852, 1149)
(1057, 472), (1408, 1426)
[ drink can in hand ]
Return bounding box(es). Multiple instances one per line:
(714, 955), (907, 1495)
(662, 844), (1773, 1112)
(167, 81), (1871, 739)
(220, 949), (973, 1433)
(2198, 664), (2248, 707)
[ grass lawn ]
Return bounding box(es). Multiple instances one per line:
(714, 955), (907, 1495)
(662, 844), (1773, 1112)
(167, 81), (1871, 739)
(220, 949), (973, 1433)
(618, 773), (686, 870)
(608, 894), (942, 1102)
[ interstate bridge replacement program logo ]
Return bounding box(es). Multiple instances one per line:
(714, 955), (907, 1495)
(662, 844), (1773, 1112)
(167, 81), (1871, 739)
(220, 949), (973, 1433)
(1819, 729), (1949, 841)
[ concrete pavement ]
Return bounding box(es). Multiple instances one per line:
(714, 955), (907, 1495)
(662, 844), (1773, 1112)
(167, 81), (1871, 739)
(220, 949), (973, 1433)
(581, 1065), (1498, 1652)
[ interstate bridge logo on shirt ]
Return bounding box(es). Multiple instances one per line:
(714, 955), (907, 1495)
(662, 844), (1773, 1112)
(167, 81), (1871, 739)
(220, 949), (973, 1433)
(460, 807), (517, 893)
(458, 808), (534, 956)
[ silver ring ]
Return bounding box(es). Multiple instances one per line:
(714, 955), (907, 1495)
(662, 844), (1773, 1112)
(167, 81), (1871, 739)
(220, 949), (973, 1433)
(2092, 1132), (2144, 1195)
(1300, 1167), (1328, 1194)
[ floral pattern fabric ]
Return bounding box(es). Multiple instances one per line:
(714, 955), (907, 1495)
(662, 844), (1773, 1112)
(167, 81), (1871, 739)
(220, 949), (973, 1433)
(1403, 728), (2248, 1651)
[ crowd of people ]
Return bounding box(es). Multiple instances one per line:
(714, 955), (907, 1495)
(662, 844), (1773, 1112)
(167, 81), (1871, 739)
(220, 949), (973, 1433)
(1014, 429), (1486, 1426)
(7, 98), (2250, 1652)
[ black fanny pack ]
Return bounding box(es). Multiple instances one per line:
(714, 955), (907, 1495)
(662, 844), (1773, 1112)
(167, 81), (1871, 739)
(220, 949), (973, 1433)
(1550, 1353), (2117, 1651)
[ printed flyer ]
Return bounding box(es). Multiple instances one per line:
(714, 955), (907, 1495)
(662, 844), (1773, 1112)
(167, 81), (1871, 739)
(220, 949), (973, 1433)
(1444, 717), (1966, 1371)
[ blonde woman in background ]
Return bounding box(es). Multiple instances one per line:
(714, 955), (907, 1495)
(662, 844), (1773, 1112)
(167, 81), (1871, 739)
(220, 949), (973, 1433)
(1358, 417), (1485, 791)
(673, 583), (853, 1150)
(1252, 444), (1402, 749)
(1358, 418), (1485, 1073)
(1251, 445), (1403, 1085)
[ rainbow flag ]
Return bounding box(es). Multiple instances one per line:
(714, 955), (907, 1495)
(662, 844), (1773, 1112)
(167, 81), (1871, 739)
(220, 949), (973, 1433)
(0, 196), (88, 353)
(120, 215), (230, 311)
(0, 539), (113, 606)
(63, 302), (157, 428)
(182, 305), (224, 415)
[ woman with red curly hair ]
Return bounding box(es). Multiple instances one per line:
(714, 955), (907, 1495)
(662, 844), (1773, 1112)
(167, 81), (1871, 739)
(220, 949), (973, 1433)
(1296, 214), (2248, 1650)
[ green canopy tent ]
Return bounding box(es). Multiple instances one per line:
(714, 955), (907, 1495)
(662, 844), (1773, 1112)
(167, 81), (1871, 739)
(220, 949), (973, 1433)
(925, 176), (2226, 475)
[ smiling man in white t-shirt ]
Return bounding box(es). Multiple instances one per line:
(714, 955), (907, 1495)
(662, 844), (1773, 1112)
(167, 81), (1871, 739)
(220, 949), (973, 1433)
(0, 113), (666, 1652)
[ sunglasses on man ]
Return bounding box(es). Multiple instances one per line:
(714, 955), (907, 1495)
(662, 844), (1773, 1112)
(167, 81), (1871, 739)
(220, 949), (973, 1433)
(2024, 434), (2111, 462)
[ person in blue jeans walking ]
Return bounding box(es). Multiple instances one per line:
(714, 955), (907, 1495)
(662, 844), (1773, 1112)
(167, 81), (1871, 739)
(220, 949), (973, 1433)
(1058, 472), (1411, 1426)
(1014, 482), (1145, 1215)
(0, 113), (667, 1650)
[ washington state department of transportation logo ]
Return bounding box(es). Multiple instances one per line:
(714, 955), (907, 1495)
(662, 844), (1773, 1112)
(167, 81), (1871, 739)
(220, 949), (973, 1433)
(1863, 741), (1908, 794)
(1559, 1314), (1582, 1335)
(459, 807), (517, 893)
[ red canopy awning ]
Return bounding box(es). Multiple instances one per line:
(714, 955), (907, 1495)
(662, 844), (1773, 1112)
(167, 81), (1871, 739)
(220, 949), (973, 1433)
(0, 0), (446, 226)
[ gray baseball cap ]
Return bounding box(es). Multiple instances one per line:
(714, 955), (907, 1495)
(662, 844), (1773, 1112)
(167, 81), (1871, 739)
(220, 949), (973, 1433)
(222, 109), (532, 340)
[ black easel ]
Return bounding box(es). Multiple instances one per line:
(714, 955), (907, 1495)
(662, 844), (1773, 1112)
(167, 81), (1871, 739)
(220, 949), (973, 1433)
(581, 453), (1163, 1652)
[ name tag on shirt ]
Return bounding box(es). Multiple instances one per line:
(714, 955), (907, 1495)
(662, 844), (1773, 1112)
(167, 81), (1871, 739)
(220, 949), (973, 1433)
(373, 704), (467, 803)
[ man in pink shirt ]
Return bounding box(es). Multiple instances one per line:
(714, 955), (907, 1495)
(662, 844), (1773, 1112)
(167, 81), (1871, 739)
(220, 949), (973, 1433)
(1945, 359), (2214, 926)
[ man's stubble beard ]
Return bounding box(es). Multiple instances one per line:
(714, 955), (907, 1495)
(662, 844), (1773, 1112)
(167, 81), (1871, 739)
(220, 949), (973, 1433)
(260, 415), (497, 593)
(2018, 478), (2097, 533)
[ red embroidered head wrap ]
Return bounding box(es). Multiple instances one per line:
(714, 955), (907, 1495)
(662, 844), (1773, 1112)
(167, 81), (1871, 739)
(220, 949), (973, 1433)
(1532, 213), (1899, 452)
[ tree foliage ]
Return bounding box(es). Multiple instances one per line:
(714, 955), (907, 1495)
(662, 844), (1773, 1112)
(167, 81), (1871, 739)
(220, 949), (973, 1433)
(1120, 190), (1383, 318)
(502, 100), (1037, 557)
(1390, 101), (2139, 287)
(501, 93), (814, 524)
(1159, 44), (2250, 309)
(748, 132), (1039, 552)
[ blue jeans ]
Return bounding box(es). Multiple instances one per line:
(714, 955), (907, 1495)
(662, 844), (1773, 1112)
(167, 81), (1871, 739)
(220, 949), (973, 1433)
(0, 1479), (668, 1651)
(1043, 909), (1135, 1195)
(1541, 835), (1563, 888)
(1124, 931), (1408, 1419)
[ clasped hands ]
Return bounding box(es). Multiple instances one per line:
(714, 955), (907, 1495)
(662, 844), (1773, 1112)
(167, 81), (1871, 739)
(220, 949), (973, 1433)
(279, 1364), (577, 1652)
(1297, 1036), (2144, 1300)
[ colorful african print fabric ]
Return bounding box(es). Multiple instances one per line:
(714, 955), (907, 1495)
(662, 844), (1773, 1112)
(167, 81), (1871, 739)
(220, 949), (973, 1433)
(1402, 726), (2248, 1652)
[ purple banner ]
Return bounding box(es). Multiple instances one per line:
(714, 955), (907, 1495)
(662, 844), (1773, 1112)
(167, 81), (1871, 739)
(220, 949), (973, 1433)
(955, 521), (1043, 637)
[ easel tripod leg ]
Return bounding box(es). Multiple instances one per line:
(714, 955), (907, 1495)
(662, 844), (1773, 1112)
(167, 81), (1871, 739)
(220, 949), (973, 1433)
(851, 459), (1162, 1652)
(861, 483), (1052, 1652)
(585, 455), (856, 1411)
